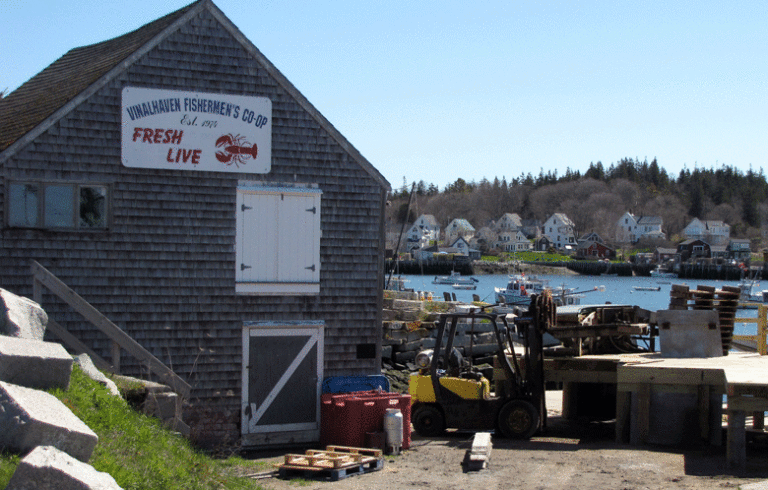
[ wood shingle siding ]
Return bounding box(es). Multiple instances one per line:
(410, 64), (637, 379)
(0, 1), (388, 447)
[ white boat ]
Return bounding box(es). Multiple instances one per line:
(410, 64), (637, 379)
(433, 271), (478, 286)
(452, 283), (477, 290)
(494, 274), (548, 305)
(549, 286), (584, 306)
(650, 266), (675, 279)
(634, 286), (661, 291)
(738, 280), (768, 306)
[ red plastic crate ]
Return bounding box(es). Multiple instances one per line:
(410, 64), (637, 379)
(320, 391), (411, 450)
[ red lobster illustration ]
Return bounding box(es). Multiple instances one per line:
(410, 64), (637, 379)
(215, 134), (258, 167)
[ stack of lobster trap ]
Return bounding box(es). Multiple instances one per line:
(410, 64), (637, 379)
(668, 284), (740, 355)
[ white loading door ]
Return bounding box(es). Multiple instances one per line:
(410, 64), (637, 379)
(241, 321), (323, 446)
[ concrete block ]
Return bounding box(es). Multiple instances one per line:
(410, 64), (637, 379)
(0, 289), (48, 340)
(143, 392), (179, 421)
(0, 337), (73, 390)
(464, 432), (492, 471)
(392, 299), (423, 311)
(0, 381), (98, 462)
(6, 445), (122, 490)
(382, 309), (398, 321)
(74, 354), (120, 397)
(657, 310), (722, 358)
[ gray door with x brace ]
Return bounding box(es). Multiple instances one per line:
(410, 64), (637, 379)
(241, 321), (323, 446)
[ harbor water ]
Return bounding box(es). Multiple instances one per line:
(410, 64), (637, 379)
(395, 273), (761, 337)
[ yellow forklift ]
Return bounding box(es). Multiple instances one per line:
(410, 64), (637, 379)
(409, 292), (555, 438)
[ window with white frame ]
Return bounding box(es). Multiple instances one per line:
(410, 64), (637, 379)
(235, 183), (322, 295)
(7, 182), (108, 230)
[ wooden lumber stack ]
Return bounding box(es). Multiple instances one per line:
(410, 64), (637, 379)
(668, 284), (739, 355)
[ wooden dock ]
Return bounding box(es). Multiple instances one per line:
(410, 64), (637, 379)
(545, 351), (768, 470)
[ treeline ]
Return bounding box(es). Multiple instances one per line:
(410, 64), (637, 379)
(389, 158), (768, 245)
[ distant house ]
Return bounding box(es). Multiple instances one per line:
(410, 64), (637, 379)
(449, 238), (481, 260)
(534, 236), (552, 252)
(683, 218), (730, 246)
(471, 226), (497, 252)
(615, 212), (665, 243)
(406, 214), (440, 249)
(576, 240), (616, 260)
(728, 239), (752, 262)
(542, 213), (576, 251)
(413, 244), (439, 261)
(521, 218), (542, 239)
(579, 232), (605, 244)
(710, 245), (728, 261)
(677, 239), (711, 262)
(654, 247), (677, 264)
(495, 230), (532, 253)
(444, 219), (475, 244)
(494, 213), (523, 231)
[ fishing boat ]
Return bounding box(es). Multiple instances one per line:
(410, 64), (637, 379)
(432, 270), (478, 286)
(494, 274), (548, 305)
(549, 284), (605, 306)
(738, 280), (768, 307)
(452, 283), (477, 290)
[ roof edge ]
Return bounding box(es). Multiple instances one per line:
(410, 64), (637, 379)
(0, 1), (205, 164)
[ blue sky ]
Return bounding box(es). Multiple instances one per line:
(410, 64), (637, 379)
(2, 0), (767, 189)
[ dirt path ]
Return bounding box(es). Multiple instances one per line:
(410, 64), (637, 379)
(244, 394), (768, 490)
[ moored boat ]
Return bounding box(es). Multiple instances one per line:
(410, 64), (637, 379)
(433, 270), (478, 286)
(494, 274), (548, 305)
(452, 283), (477, 290)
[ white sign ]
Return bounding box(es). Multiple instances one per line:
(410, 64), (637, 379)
(121, 87), (271, 173)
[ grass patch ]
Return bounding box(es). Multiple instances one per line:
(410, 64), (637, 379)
(0, 367), (266, 490)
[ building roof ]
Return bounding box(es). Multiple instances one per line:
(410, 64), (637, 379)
(0, 0), (390, 190)
(497, 213), (522, 227)
(655, 247), (677, 254)
(446, 218), (475, 231)
(0, 3), (195, 153)
(547, 213), (574, 226)
(414, 214), (439, 227)
(636, 216), (663, 225)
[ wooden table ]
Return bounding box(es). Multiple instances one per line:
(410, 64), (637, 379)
(544, 351), (768, 470)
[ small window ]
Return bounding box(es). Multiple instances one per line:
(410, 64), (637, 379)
(8, 182), (108, 230)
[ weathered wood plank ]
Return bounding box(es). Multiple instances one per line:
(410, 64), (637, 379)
(31, 261), (190, 398)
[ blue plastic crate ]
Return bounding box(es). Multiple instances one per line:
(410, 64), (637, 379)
(322, 375), (390, 394)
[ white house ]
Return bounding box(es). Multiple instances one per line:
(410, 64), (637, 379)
(495, 230), (532, 252)
(683, 218), (730, 246)
(444, 218), (475, 245)
(494, 213), (523, 231)
(543, 213), (576, 251)
(616, 212), (666, 243)
(406, 214), (440, 247)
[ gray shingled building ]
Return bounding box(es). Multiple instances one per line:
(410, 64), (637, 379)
(0, 0), (390, 447)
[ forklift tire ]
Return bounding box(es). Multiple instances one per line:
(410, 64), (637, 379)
(412, 405), (445, 437)
(497, 399), (539, 439)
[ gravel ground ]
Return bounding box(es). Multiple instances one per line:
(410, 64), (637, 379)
(243, 392), (768, 490)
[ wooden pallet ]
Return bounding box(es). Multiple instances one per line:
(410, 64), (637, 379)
(276, 446), (384, 481)
(669, 284), (739, 355)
